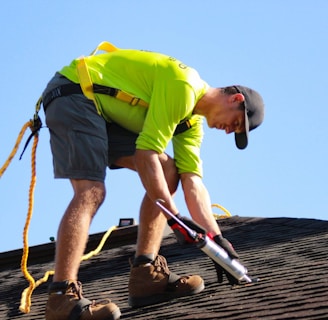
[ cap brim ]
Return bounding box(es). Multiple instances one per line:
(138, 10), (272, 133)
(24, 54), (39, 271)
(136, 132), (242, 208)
(235, 108), (249, 150)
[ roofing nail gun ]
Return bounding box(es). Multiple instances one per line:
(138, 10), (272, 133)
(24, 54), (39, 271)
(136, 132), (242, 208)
(155, 199), (259, 285)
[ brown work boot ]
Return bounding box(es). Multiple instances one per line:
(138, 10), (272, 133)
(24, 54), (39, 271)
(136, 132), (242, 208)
(128, 255), (204, 307)
(45, 280), (121, 320)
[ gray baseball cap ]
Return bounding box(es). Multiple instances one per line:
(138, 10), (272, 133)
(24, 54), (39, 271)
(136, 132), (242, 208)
(233, 85), (265, 149)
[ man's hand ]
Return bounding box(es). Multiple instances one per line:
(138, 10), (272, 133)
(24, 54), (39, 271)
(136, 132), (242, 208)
(212, 235), (241, 285)
(167, 214), (206, 244)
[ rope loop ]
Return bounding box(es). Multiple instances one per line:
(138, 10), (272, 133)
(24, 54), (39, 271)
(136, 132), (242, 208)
(212, 203), (232, 219)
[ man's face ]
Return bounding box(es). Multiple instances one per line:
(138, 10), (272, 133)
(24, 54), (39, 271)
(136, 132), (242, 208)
(207, 106), (245, 134)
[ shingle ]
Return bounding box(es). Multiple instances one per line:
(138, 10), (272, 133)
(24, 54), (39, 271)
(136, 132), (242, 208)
(0, 217), (327, 319)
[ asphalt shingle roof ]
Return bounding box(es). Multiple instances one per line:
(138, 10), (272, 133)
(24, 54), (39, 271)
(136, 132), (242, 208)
(0, 216), (327, 319)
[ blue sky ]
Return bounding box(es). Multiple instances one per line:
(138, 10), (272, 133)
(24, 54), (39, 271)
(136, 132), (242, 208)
(1, 0), (327, 252)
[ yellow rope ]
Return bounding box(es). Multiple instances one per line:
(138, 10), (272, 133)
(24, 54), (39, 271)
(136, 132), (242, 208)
(0, 121), (32, 178)
(81, 226), (117, 261)
(0, 120), (40, 312)
(19, 133), (38, 313)
(212, 203), (232, 219)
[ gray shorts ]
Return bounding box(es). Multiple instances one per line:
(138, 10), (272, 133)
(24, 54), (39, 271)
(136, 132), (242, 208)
(43, 73), (138, 182)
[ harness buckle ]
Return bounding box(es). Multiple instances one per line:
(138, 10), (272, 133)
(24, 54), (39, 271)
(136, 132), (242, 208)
(130, 97), (141, 106)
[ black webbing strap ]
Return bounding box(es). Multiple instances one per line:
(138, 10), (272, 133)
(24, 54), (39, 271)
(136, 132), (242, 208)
(93, 83), (119, 97)
(43, 83), (129, 111)
(173, 119), (192, 135)
(43, 83), (83, 111)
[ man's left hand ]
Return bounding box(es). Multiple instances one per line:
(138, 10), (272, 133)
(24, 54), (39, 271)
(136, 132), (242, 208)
(212, 235), (241, 285)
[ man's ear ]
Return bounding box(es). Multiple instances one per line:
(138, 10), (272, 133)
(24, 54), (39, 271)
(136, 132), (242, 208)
(227, 93), (245, 106)
(233, 93), (245, 103)
(228, 93), (245, 109)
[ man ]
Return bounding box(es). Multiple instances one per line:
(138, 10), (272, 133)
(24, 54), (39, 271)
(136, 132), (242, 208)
(42, 42), (264, 320)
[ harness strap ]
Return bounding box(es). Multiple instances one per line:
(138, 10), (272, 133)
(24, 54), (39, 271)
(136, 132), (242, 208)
(77, 57), (101, 113)
(90, 41), (119, 55)
(76, 41), (148, 113)
(42, 83), (148, 111)
(43, 84), (82, 110)
(93, 84), (148, 107)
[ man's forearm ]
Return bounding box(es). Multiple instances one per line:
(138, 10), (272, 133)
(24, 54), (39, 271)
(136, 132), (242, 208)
(181, 173), (221, 235)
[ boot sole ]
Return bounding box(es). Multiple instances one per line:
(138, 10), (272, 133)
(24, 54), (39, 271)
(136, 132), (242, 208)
(128, 281), (205, 308)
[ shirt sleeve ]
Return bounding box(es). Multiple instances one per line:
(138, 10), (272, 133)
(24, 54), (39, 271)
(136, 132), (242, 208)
(172, 115), (204, 177)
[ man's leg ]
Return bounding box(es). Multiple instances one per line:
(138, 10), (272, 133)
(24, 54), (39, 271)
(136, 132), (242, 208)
(46, 179), (121, 320)
(135, 194), (167, 258)
(53, 179), (105, 281)
(114, 152), (178, 257)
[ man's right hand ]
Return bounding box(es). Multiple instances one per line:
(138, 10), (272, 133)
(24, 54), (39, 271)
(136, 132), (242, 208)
(167, 214), (206, 244)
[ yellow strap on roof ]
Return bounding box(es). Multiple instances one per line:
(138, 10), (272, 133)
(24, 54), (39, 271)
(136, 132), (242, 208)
(211, 203), (232, 219)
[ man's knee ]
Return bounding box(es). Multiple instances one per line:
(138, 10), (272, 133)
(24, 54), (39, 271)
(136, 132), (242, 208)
(71, 179), (106, 209)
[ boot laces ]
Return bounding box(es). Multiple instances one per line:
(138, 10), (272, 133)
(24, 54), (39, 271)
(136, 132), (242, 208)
(67, 281), (100, 314)
(67, 281), (84, 300)
(153, 255), (170, 275)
